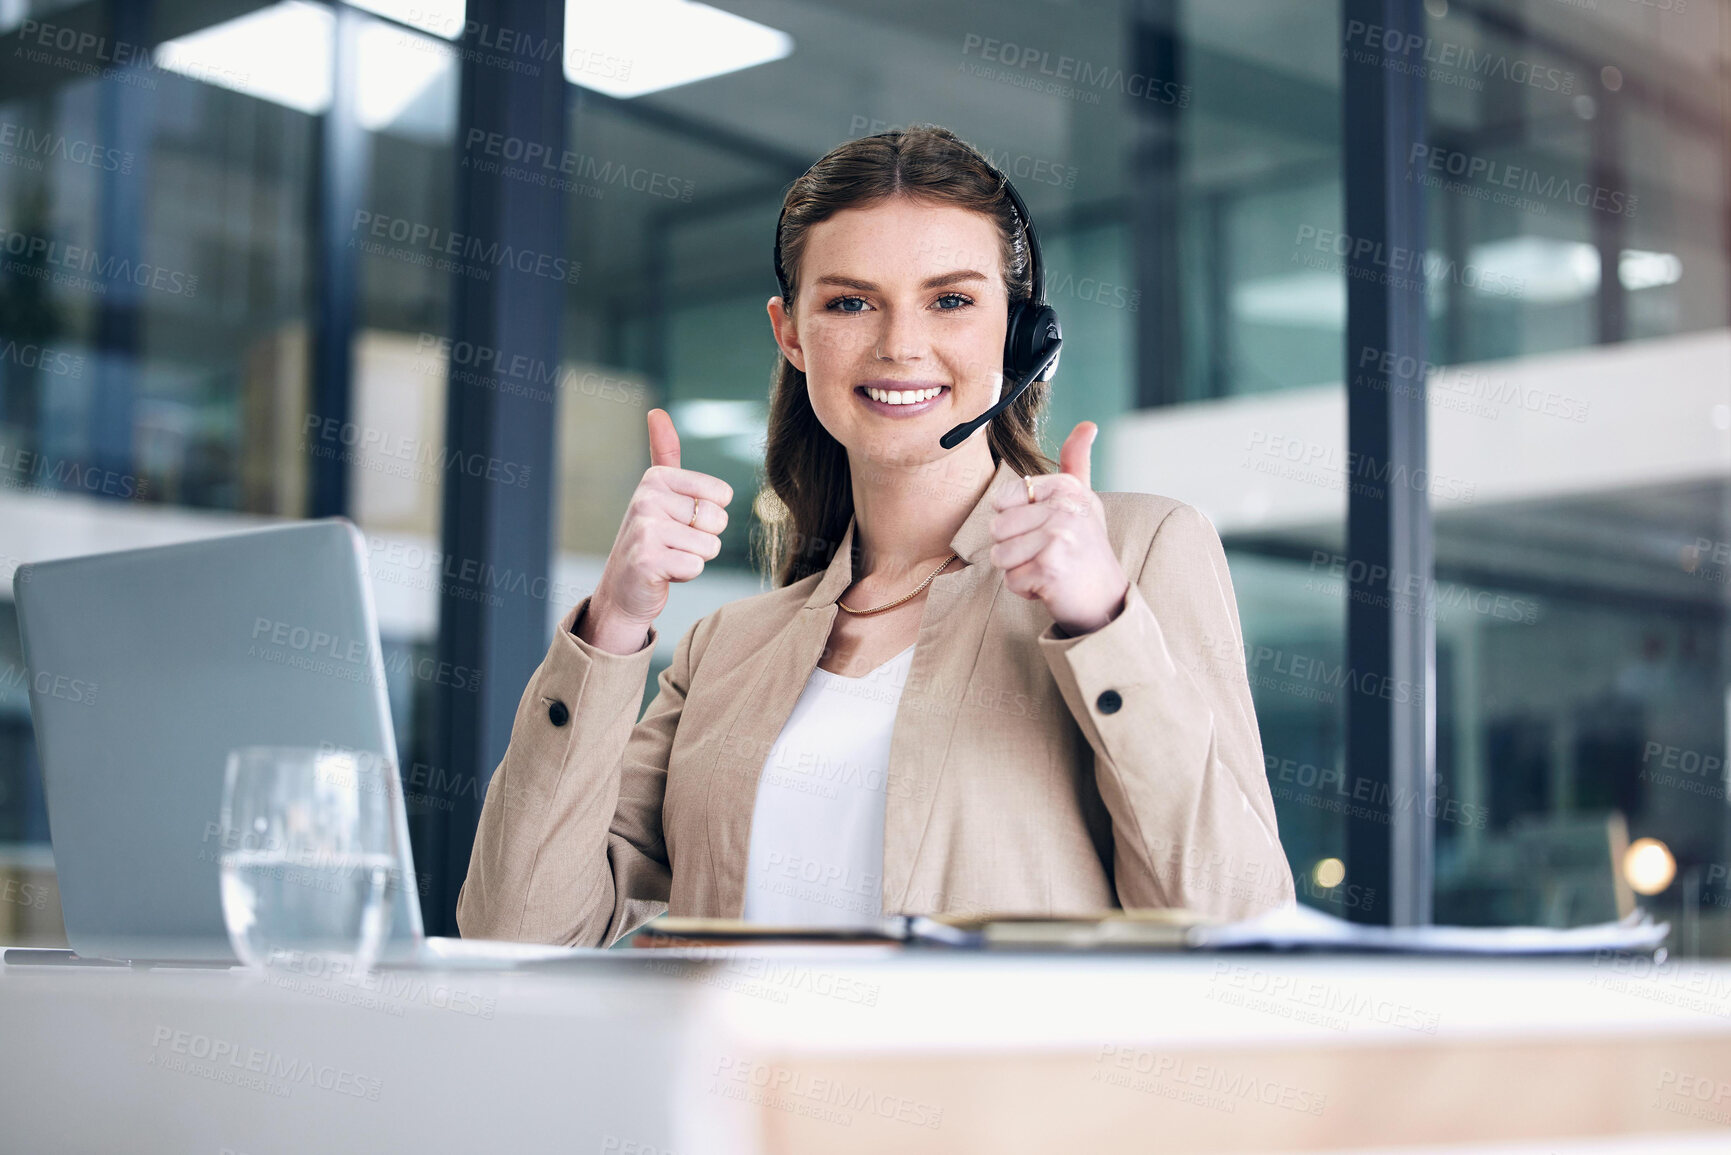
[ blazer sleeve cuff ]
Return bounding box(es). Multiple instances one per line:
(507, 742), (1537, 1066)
(1035, 580), (1207, 761)
(536, 595), (659, 721)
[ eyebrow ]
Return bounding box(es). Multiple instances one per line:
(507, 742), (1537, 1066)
(811, 270), (990, 291)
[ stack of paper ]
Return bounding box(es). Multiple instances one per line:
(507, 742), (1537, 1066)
(917, 907), (1210, 949)
(623, 904), (1670, 956)
(1185, 902), (1671, 955)
(629, 917), (908, 948)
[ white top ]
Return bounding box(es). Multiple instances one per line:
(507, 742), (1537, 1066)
(740, 642), (916, 926)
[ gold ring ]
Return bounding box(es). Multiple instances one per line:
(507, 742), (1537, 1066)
(689, 496), (700, 527)
(1024, 474), (1037, 505)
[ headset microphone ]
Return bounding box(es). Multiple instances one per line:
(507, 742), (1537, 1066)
(937, 335), (1060, 449)
(772, 140), (1062, 452)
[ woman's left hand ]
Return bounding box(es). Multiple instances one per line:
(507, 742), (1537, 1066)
(988, 421), (1131, 637)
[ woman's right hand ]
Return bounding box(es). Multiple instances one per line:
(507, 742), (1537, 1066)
(577, 408), (733, 654)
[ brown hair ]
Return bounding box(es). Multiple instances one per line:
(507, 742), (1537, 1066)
(752, 124), (1058, 588)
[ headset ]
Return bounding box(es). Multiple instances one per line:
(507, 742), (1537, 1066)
(772, 138), (1063, 451)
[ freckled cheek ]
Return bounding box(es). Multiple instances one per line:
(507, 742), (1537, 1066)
(802, 321), (878, 366)
(944, 319), (1004, 367)
(945, 340), (1005, 394)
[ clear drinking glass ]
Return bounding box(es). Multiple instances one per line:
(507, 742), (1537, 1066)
(218, 745), (400, 978)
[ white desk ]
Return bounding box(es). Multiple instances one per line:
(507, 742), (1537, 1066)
(5, 946), (1731, 1154)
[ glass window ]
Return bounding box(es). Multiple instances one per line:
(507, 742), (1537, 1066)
(0, 0), (465, 941)
(1419, 0), (1731, 943)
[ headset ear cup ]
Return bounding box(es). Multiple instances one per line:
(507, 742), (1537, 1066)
(1034, 306), (1061, 382)
(1005, 304), (1061, 384)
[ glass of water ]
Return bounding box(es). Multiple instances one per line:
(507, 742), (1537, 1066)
(218, 745), (400, 978)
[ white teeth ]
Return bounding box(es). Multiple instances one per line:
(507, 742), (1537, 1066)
(864, 386), (944, 405)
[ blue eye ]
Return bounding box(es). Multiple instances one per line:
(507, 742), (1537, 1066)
(823, 292), (975, 313)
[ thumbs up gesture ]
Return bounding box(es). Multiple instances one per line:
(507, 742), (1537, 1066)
(581, 408), (734, 653)
(987, 421), (1130, 637)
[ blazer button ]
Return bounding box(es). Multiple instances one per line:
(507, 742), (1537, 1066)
(1096, 689), (1122, 715)
(546, 699), (570, 727)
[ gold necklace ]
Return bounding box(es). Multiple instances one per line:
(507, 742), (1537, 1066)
(836, 552), (959, 616)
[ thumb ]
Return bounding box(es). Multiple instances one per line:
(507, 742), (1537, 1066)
(647, 408), (680, 470)
(1060, 421), (1096, 490)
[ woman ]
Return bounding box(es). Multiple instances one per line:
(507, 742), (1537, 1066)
(456, 125), (1294, 947)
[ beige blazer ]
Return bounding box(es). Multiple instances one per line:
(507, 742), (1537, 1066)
(457, 457), (1296, 947)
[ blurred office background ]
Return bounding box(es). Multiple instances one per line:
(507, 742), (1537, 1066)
(0, 0), (1726, 949)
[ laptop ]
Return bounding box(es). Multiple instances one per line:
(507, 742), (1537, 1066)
(9, 518), (552, 967)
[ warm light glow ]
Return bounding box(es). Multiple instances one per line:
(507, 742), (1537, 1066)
(1623, 837), (1676, 896)
(1312, 858), (1346, 889)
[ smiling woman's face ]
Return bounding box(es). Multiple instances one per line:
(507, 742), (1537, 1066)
(772, 196), (1009, 468)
